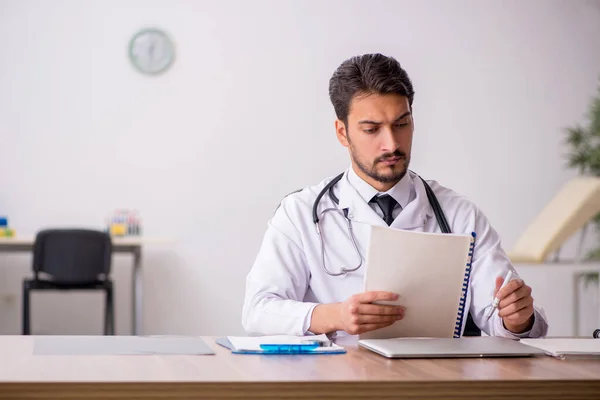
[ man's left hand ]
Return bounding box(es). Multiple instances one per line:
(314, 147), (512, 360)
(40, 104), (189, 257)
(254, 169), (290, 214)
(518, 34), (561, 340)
(494, 276), (535, 333)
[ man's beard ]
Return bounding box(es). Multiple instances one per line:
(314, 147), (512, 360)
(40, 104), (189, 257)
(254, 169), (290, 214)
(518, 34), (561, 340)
(350, 146), (409, 184)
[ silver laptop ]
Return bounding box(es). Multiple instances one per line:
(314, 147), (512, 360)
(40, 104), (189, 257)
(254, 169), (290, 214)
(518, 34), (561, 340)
(358, 337), (546, 359)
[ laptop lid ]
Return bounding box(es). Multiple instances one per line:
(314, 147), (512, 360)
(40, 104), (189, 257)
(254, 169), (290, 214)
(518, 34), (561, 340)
(358, 337), (546, 359)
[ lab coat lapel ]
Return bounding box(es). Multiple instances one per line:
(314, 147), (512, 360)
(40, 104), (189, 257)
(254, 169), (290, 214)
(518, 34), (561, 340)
(389, 172), (434, 230)
(337, 170), (434, 230)
(337, 172), (387, 228)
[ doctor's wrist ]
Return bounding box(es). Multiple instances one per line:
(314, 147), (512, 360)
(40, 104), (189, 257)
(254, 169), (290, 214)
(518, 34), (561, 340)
(503, 314), (535, 334)
(308, 303), (341, 334)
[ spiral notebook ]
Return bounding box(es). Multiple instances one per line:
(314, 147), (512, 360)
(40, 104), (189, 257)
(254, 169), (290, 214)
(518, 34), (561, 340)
(359, 227), (476, 340)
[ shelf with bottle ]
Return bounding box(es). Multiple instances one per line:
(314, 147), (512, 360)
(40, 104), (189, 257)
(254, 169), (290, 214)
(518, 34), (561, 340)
(0, 216), (15, 237)
(106, 209), (142, 237)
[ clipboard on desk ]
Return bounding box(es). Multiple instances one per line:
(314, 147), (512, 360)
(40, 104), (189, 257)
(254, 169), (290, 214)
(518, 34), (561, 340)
(215, 335), (346, 355)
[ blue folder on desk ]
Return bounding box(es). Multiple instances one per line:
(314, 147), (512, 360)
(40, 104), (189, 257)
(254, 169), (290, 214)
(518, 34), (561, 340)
(216, 335), (346, 355)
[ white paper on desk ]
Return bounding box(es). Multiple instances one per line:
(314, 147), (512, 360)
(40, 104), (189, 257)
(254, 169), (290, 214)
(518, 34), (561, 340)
(360, 226), (474, 340)
(227, 334), (343, 352)
(519, 339), (600, 356)
(33, 335), (215, 355)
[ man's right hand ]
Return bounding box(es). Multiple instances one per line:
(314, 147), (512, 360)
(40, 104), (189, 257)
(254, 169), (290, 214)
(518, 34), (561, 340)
(309, 291), (404, 335)
(338, 291), (404, 335)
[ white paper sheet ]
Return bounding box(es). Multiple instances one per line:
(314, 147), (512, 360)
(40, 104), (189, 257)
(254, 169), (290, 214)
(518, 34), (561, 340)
(360, 226), (474, 340)
(520, 339), (600, 356)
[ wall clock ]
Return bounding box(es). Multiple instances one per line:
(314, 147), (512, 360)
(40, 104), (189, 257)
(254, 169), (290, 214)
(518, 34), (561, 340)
(128, 27), (175, 75)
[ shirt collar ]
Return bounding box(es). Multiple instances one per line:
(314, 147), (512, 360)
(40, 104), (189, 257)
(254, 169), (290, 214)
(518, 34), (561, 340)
(347, 165), (414, 209)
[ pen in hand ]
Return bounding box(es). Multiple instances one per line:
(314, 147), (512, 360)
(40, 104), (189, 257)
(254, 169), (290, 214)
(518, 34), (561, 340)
(484, 270), (514, 321)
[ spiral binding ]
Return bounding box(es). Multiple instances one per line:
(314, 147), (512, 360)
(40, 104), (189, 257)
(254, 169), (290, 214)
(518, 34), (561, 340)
(453, 232), (477, 338)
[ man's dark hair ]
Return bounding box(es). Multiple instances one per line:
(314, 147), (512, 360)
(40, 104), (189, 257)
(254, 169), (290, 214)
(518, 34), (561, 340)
(328, 53), (415, 123)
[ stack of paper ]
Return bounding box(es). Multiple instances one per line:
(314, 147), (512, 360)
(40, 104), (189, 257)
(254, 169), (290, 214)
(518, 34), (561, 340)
(221, 334), (346, 354)
(519, 339), (600, 357)
(360, 226), (475, 340)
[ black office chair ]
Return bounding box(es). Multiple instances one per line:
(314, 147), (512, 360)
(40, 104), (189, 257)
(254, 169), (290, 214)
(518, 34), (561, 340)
(22, 229), (114, 335)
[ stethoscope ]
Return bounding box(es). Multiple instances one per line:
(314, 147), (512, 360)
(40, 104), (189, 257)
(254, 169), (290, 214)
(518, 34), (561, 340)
(312, 171), (452, 276)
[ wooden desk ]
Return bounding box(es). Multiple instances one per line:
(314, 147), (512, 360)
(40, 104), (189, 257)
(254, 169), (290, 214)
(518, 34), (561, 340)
(0, 236), (171, 335)
(0, 336), (598, 399)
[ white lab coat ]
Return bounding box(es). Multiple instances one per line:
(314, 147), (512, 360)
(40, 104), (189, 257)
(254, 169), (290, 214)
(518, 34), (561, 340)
(242, 169), (548, 338)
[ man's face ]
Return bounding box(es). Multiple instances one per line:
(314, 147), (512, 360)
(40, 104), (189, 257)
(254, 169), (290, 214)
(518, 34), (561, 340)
(336, 93), (413, 191)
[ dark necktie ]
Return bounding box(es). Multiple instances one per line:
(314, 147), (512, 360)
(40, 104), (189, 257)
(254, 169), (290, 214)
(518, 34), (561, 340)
(370, 194), (398, 226)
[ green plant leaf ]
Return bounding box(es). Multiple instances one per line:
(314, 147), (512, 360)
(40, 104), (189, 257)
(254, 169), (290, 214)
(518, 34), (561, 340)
(587, 248), (600, 260)
(568, 148), (592, 172)
(565, 78), (600, 265)
(589, 84), (600, 137)
(581, 271), (599, 289)
(565, 126), (586, 148)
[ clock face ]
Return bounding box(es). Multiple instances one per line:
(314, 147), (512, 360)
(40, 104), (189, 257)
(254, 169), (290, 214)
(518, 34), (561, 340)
(128, 28), (175, 75)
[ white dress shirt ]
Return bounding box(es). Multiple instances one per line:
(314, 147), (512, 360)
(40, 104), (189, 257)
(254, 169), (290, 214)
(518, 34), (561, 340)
(347, 167), (414, 220)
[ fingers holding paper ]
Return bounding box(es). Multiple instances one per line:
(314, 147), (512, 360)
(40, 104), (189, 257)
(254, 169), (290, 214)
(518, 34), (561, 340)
(340, 291), (405, 335)
(494, 276), (535, 333)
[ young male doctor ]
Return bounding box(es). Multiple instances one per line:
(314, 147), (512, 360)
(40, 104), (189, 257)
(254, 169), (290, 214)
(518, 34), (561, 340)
(242, 53), (548, 339)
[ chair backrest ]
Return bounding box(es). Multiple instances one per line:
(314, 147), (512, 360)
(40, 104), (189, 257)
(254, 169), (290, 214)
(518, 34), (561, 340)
(508, 176), (600, 263)
(33, 229), (112, 284)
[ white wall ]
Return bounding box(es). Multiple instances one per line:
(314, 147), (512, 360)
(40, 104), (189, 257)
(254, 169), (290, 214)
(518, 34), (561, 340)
(1, 0), (600, 336)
